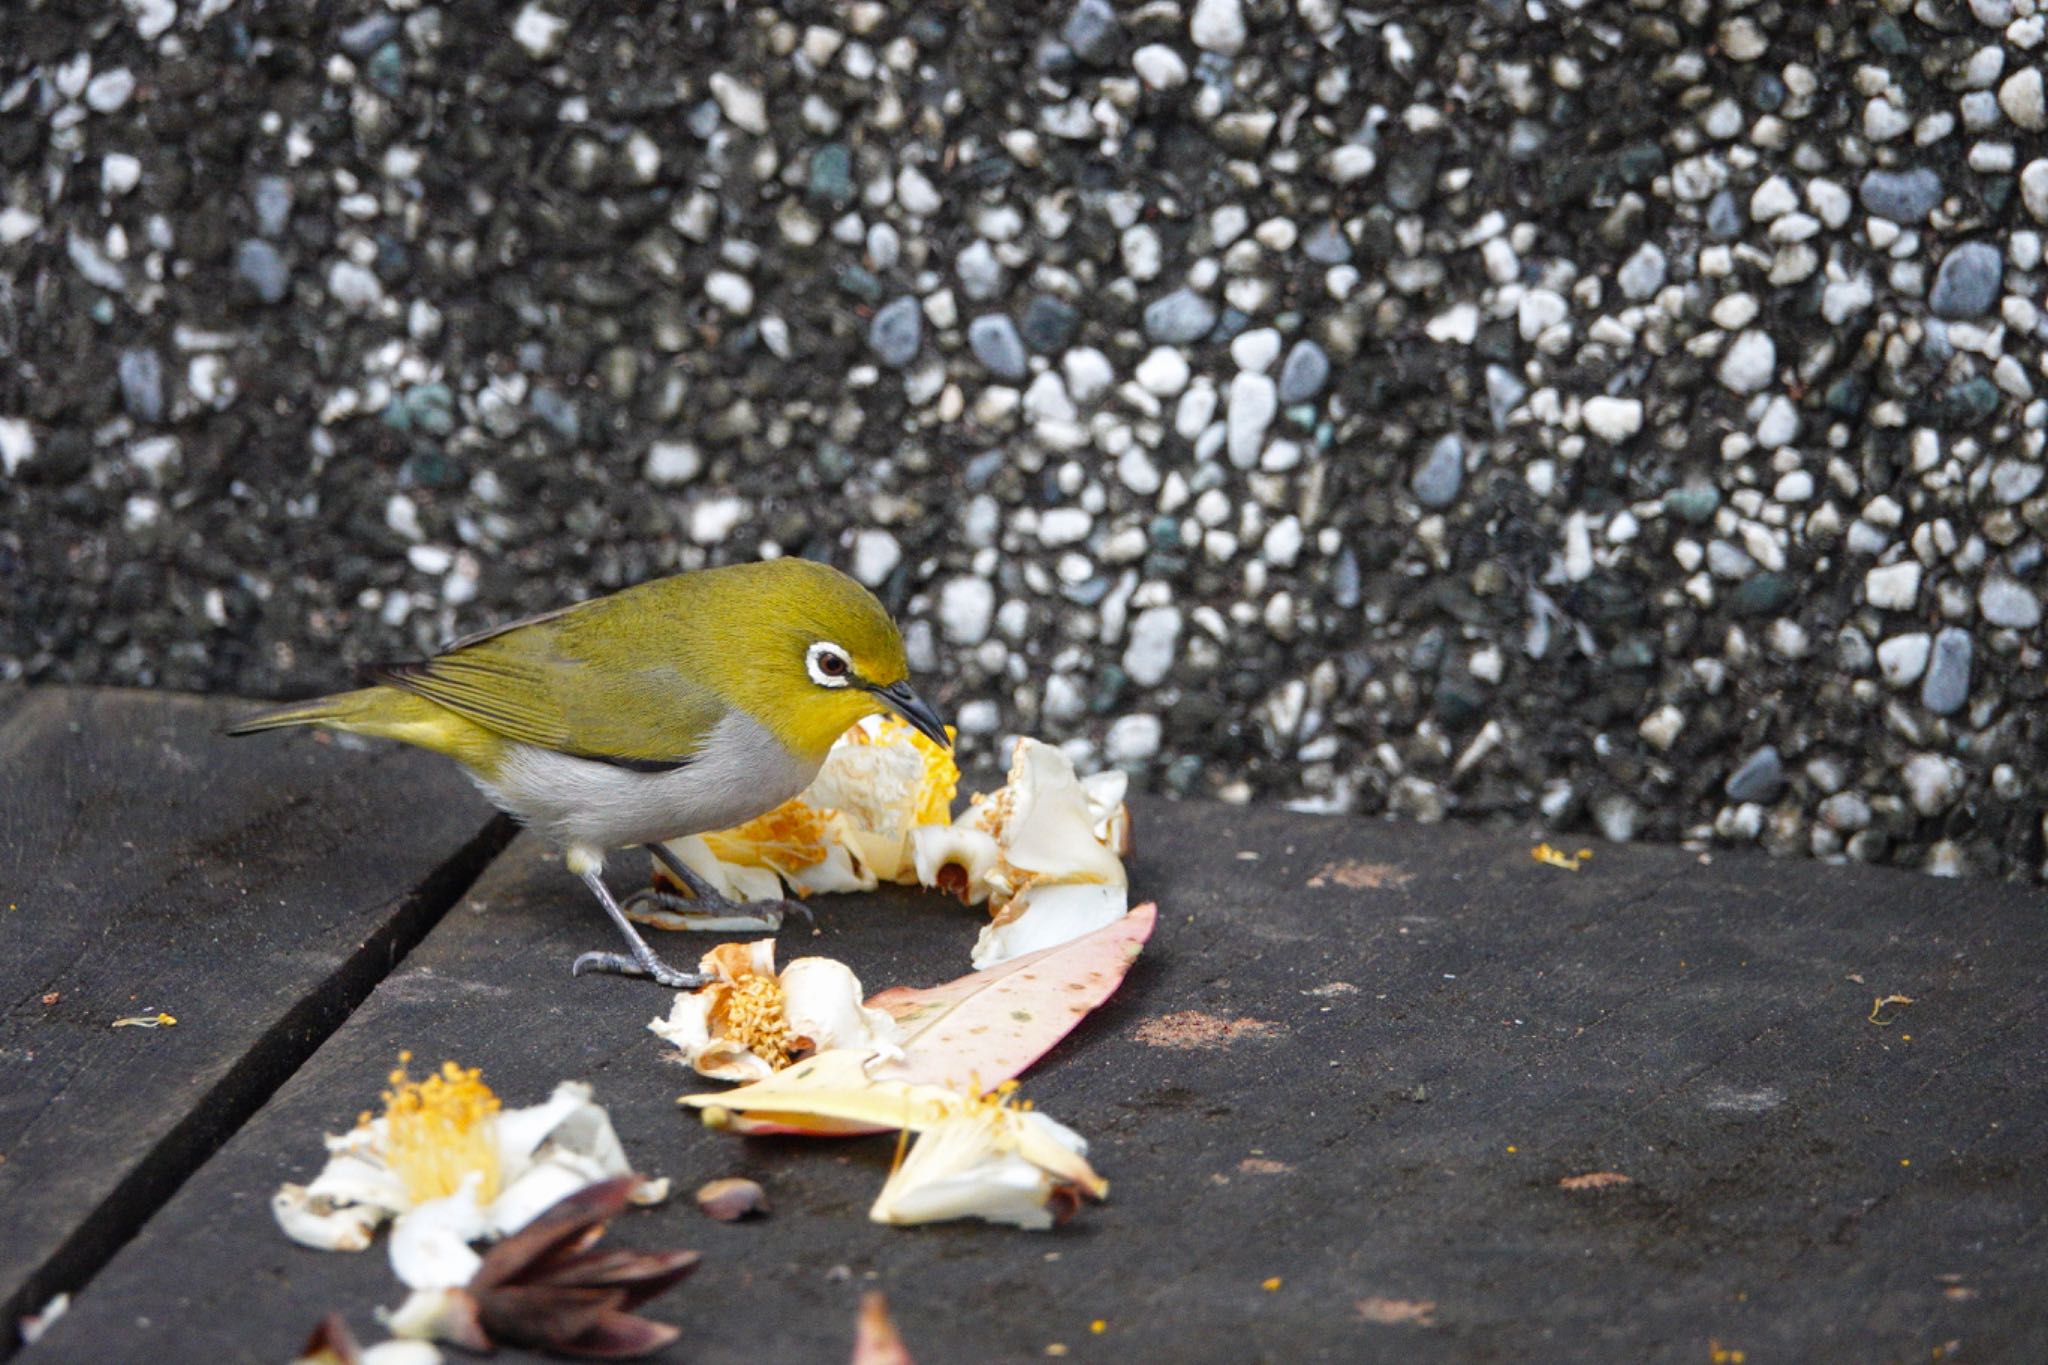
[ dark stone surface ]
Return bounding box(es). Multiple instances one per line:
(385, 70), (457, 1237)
(0, 688), (509, 1346)
(39, 795), (2048, 1363)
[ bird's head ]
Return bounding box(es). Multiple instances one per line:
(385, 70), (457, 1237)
(726, 558), (950, 763)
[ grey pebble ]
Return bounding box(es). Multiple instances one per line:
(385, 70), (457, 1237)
(1977, 577), (2041, 629)
(1705, 190), (1743, 239)
(1724, 745), (1784, 803)
(1921, 627), (1974, 715)
(1485, 365), (1526, 432)
(1302, 221), (1352, 264)
(868, 296), (923, 368)
(234, 239), (290, 303)
(1616, 243), (1667, 301)
(1277, 340), (1330, 403)
(1858, 168), (1942, 223)
(118, 348), (165, 423)
(1411, 434), (1465, 508)
(251, 176), (294, 238)
(1143, 288), (1218, 344)
(1061, 0), (1124, 66)
(968, 313), (1029, 379)
(338, 12), (401, 55)
(1929, 242), (2003, 319)
(1019, 294), (1078, 352)
(956, 240), (1005, 300)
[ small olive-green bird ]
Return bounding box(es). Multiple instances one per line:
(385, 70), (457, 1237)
(228, 558), (949, 988)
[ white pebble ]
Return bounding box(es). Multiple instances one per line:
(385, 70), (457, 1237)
(1132, 44), (1189, 91)
(511, 3), (568, 59)
(709, 72), (769, 134)
(1136, 346), (1191, 396)
(1189, 0), (1246, 55)
(1581, 395), (1643, 443)
(1864, 561), (1922, 611)
(1717, 330), (1776, 393)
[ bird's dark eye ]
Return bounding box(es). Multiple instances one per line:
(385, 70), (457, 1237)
(819, 651), (848, 677)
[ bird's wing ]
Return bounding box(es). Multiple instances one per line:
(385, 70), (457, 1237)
(371, 598), (723, 770)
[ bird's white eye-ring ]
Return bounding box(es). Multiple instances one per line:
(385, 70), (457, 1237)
(806, 641), (853, 688)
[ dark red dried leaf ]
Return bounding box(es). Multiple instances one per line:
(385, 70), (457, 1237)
(541, 1248), (701, 1309)
(295, 1313), (361, 1365)
(558, 1310), (684, 1360)
(473, 1175), (638, 1291)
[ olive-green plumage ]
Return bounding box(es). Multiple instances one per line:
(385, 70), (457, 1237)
(226, 558), (915, 775)
(229, 558), (948, 989)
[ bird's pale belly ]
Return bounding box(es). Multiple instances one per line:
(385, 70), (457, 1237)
(471, 709), (820, 854)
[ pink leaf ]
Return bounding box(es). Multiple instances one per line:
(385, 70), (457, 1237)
(699, 905), (1155, 1138)
(869, 902), (1156, 1091)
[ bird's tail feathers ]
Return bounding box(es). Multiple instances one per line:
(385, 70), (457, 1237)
(223, 688), (387, 737)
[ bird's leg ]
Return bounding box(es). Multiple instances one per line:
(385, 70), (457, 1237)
(616, 842), (815, 933)
(567, 856), (711, 989)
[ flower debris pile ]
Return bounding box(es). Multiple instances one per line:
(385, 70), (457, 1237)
(273, 721), (1154, 1350)
(647, 717), (1136, 970)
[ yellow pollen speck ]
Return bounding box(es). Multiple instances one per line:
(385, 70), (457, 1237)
(724, 974), (797, 1070)
(1262, 1277), (1282, 1292)
(1507, 1145), (1518, 1153)
(1090, 1320), (1107, 1335)
(1900, 1159), (1911, 1167)
(379, 1056), (502, 1205)
(1532, 843), (1591, 871)
(1045, 1345), (1068, 1358)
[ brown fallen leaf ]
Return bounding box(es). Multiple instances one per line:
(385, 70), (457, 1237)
(1133, 1010), (1284, 1050)
(1558, 1171), (1634, 1191)
(851, 1291), (915, 1365)
(1307, 860), (1414, 890)
(422, 1176), (700, 1359)
(292, 1314), (362, 1365)
(1354, 1297), (1436, 1326)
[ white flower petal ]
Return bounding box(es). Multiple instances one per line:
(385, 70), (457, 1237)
(1003, 742), (1127, 886)
(909, 824), (1001, 904)
(272, 1183), (388, 1251)
(362, 1339), (446, 1365)
(870, 1111), (1069, 1230)
(780, 957), (904, 1061)
(388, 1176), (488, 1290)
(781, 841), (878, 896)
(970, 881), (1130, 969)
(491, 1080), (598, 1178)
(303, 1145), (413, 1216)
(652, 835), (786, 904)
(381, 1287), (470, 1342)
(484, 1150), (611, 1237)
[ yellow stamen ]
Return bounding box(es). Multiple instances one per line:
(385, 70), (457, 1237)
(379, 1056), (502, 1205)
(722, 975), (797, 1070)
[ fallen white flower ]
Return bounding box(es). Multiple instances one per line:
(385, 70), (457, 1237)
(909, 739), (1135, 968)
(272, 1058), (663, 1290)
(648, 939), (902, 1082)
(869, 1084), (1107, 1231)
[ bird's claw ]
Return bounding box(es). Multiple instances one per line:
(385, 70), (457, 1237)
(571, 949), (708, 990)
(621, 887), (815, 933)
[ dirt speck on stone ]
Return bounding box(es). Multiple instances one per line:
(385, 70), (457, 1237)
(1133, 1010), (1283, 1049)
(1308, 861), (1415, 890)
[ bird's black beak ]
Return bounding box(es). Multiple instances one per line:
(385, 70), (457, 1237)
(875, 680), (952, 751)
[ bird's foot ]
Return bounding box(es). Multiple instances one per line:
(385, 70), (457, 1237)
(622, 886), (815, 933)
(570, 947), (709, 990)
